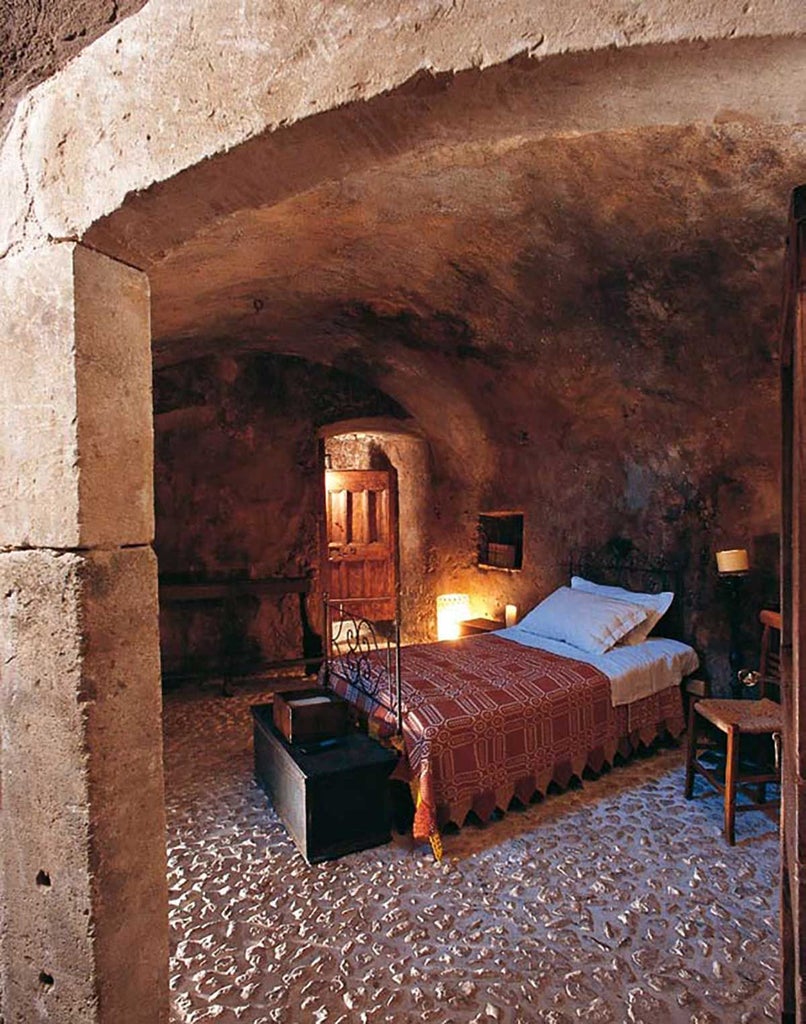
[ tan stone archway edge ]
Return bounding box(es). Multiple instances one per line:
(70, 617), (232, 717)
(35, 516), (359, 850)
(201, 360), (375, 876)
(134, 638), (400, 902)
(2, 0), (806, 259)
(84, 33), (806, 277)
(1, 4), (806, 1023)
(0, 243), (169, 1022)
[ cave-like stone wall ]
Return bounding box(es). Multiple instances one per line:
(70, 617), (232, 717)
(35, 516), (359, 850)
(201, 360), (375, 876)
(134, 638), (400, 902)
(154, 328), (777, 693)
(153, 353), (407, 682)
(412, 317), (779, 692)
(137, 115), (793, 698)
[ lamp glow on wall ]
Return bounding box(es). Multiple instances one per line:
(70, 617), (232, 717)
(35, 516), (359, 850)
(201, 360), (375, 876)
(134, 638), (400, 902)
(436, 593), (471, 640)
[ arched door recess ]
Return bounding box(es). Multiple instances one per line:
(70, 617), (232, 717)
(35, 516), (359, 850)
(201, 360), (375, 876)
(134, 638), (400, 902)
(320, 420), (433, 644)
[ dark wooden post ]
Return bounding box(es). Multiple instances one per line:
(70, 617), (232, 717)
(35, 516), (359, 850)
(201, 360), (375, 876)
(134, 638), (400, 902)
(780, 184), (806, 1022)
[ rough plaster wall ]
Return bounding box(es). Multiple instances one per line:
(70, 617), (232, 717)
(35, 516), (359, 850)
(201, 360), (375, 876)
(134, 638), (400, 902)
(156, 323), (777, 692)
(153, 354), (407, 679)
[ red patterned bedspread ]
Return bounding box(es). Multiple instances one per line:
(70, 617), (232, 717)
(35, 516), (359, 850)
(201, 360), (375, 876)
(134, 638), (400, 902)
(326, 633), (684, 841)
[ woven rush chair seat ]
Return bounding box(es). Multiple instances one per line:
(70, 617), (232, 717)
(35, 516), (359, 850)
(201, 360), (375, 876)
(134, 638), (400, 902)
(685, 610), (782, 845)
(695, 697), (781, 735)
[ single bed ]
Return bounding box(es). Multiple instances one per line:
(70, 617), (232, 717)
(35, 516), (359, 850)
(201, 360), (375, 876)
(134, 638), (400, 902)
(322, 558), (699, 849)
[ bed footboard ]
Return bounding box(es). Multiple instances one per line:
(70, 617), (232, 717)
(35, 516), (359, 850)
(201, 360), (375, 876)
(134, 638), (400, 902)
(322, 595), (402, 736)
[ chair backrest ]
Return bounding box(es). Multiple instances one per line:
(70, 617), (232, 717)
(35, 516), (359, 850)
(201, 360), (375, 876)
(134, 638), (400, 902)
(759, 609), (782, 700)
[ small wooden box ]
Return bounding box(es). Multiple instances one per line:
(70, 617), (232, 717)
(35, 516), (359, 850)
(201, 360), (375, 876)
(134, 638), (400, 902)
(252, 705), (399, 863)
(273, 687), (350, 745)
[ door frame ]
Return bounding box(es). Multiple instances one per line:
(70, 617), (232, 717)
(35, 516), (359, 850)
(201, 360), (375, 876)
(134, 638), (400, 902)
(780, 184), (806, 1022)
(317, 420), (433, 644)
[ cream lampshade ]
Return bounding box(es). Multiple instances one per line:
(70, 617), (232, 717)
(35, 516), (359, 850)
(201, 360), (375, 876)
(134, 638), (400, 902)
(715, 548), (750, 691)
(436, 593), (471, 640)
(716, 548), (749, 575)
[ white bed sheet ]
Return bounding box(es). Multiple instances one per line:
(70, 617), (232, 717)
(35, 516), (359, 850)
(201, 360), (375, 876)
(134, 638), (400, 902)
(495, 625), (699, 707)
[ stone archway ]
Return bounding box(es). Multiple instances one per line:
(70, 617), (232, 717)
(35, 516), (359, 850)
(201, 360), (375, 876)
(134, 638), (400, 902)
(2, 6), (806, 1022)
(5, 3), (804, 252)
(0, 245), (169, 1022)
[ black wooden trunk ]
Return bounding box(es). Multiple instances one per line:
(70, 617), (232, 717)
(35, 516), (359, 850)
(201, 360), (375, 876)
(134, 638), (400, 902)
(252, 704), (398, 864)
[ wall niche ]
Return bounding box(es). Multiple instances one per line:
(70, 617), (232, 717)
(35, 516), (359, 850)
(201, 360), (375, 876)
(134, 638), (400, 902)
(478, 512), (524, 571)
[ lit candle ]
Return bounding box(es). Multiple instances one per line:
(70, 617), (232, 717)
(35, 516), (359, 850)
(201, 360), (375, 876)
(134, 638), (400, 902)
(505, 603), (518, 627)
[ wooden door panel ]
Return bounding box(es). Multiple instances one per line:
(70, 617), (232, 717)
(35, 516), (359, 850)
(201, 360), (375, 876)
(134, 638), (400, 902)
(327, 489), (348, 547)
(325, 469), (397, 621)
(352, 489), (369, 545)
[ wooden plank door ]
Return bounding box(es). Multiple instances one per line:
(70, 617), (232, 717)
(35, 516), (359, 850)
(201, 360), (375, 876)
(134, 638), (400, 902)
(781, 184), (806, 1023)
(325, 469), (397, 621)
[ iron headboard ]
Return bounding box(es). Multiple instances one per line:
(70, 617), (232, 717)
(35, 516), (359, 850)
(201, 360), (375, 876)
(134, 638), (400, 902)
(569, 542), (687, 643)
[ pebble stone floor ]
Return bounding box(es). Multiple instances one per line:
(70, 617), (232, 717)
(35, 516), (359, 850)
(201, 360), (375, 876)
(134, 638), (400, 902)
(164, 685), (780, 1024)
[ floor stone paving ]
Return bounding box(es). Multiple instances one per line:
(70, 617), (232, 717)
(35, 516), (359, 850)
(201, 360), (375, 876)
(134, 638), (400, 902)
(164, 686), (779, 1023)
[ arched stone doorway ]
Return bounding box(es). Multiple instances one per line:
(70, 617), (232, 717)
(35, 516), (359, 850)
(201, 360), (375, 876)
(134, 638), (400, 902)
(2, 7), (806, 1021)
(153, 355), (414, 686)
(322, 419), (434, 642)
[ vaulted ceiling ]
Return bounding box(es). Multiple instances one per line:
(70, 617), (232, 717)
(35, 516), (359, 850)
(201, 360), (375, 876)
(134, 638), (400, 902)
(5, 1), (802, 656)
(7, 7), (803, 387)
(76, 36), (804, 422)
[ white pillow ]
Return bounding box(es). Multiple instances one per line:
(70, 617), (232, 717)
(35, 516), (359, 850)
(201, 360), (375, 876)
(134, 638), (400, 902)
(570, 576), (674, 645)
(517, 586), (648, 655)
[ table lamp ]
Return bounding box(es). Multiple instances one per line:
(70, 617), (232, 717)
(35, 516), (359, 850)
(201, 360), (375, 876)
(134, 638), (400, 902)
(716, 548), (749, 696)
(436, 593), (471, 641)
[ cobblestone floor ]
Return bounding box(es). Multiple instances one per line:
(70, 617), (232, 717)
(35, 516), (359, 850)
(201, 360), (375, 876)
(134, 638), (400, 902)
(164, 686), (779, 1024)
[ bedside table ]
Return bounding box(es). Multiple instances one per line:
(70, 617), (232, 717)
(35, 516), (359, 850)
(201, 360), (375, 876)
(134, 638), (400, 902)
(458, 617), (505, 637)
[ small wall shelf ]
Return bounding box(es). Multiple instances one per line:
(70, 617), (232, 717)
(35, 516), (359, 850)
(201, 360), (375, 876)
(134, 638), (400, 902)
(477, 512), (523, 571)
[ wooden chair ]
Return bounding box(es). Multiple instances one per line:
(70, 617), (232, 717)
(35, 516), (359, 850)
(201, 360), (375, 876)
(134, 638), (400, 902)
(684, 609), (782, 844)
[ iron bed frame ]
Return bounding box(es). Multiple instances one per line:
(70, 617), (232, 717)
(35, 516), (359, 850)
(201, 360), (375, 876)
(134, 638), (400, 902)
(322, 543), (689, 740)
(322, 593), (404, 735)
